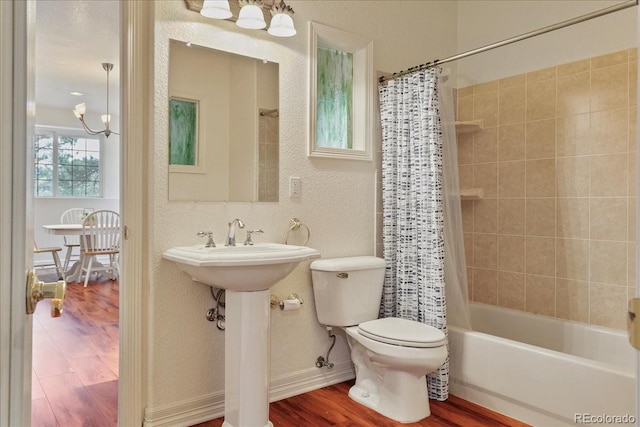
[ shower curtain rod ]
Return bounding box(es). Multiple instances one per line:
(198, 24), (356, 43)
(379, 0), (638, 84)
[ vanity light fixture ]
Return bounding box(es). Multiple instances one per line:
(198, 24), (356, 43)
(72, 63), (119, 138)
(198, 0), (296, 38)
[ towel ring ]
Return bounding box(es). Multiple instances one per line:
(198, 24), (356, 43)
(285, 217), (310, 245)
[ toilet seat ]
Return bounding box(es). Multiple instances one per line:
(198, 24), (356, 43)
(358, 318), (446, 348)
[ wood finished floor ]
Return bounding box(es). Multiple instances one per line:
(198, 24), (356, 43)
(31, 269), (119, 427)
(30, 269), (529, 427)
(192, 380), (531, 427)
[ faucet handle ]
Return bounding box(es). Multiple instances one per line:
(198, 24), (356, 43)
(244, 229), (264, 246)
(197, 231), (216, 248)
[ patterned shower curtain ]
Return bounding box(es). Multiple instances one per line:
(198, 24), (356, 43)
(378, 68), (448, 400)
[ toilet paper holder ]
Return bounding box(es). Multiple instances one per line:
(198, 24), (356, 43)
(270, 293), (304, 310)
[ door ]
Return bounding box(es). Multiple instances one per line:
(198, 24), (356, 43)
(2, 1), (147, 426)
(0, 0), (35, 425)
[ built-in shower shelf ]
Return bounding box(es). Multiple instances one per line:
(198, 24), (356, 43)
(460, 188), (483, 200)
(455, 120), (483, 134)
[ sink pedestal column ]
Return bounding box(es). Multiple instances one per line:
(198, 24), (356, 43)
(222, 289), (273, 427)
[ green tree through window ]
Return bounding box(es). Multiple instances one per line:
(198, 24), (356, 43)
(34, 129), (101, 197)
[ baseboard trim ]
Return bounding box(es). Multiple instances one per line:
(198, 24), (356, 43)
(143, 361), (355, 427)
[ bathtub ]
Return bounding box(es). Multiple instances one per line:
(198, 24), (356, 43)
(449, 303), (636, 426)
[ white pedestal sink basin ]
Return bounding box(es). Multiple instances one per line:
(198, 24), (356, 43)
(163, 243), (320, 427)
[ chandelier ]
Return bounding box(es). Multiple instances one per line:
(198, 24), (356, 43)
(72, 63), (119, 138)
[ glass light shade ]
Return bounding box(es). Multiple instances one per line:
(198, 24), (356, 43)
(74, 102), (86, 116)
(101, 114), (111, 125)
(200, 0), (232, 19)
(236, 4), (266, 29)
(267, 13), (296, 37)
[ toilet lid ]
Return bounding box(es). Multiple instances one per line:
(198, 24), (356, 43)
(358, 318), (446, 348)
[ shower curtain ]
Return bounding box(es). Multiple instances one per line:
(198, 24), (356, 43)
(378, 67), (469, 401)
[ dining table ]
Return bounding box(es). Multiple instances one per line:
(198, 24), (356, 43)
(42, 223), (115, 282)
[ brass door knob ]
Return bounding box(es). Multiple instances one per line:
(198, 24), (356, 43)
(26, 269), (66, 317)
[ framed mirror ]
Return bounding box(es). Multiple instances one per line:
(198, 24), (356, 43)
(308, 22), (374, 161)
(168, 40), (279, 202)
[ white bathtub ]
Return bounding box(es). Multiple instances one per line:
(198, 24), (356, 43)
(449, 303), (637, 426)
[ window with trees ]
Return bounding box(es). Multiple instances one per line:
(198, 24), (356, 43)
(34, 128), (102, 197)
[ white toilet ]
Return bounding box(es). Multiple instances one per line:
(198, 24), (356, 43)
(310, 256), (448, 423)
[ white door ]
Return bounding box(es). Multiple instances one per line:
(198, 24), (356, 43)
(0, 0), (35, 425)
(2, 1), (146, 426)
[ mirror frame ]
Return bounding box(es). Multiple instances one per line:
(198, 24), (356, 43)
(308, 21), (374, 161)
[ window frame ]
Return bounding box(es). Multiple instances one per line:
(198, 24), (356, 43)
(34, 126), (104, 198)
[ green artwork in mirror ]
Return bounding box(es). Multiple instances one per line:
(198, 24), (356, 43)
(169, 97), (198, 166)
(316, 45), (353, 149)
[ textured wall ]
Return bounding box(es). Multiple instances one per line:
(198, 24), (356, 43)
(150, 0), (457, 411)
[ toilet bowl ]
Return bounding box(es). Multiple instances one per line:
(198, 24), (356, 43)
(310, 256), (448, 423)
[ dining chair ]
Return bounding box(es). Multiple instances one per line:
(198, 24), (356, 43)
(33, 242), (65, 280)
(60, 207), (86, 271)
(80, 209), (120, 287)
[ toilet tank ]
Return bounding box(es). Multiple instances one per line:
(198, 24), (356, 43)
(310, 256), (387, 327)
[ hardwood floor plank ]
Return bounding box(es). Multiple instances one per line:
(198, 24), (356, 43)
(191, 380), (530, 427)
(32, 270), (119, 427)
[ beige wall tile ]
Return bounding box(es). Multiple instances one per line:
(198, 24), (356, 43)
(459, 164), (473, 189)
(526, 236), (555, 276)
(630, 61), (637, 107)
(474, 233), (497, 270)
(557, 59), (590, 76)
(457, 132), (474, 165)
(499, 74), (526, 89)
(557, 71), (590, 117)
(498, 123), (526, 161)
(525, 274), (556, 316)
(556, 279), (589, 322)
(556, 198), (589, 239)
(464, 232), (473, 267)
(557, 113), (590, 157)
(556, 238), (589, 281)
(590, 198), (627, 241)
(590, 153), (628, 197)
(526, 119), (556, 159)
(498, 271), (525, 310)
(590, 240), (627, 286)
(473, 127), (498, 163)
(527, 66), (556, 83)
(474, 91), (499, 128)
(499, 85), (526, 125)
(628, 242), (636, 287)
(458, 86), (473, 98)
(630, 107), (637, 151)
(474, 163), (498, 198)
(457, 95), (474, 122)
(461, 200), (473, 232)
(591, 50), (628, 70)
(472, 268), (498, 304)
(473, 199), (497, 233)
(526, 79), (556, 121)
(629, 199), (636, 243)
(590, 63), (628, 112)
(498, 198), (526, 235)
(629, 48), (638, 62)
(526, 197), (555, 237)
(498, 161), (525, 198)
(590, 108), (628, 155)
(556, 157), (589, 197)
(526, 159), (556, 197)
(590, 282), (627, 329)
(474, 81), (499, 94)
(498, 235), (525, 273)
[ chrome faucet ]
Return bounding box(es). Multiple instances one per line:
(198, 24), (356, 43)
(197, 231), (216, 247)
(225, 219), (245, 246)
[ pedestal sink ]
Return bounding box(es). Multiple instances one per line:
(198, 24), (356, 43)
(163, 243), (320, 427)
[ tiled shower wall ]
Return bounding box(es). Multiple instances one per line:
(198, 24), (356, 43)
(457, 48), (638, 329)
(258, 112), (279, 202)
